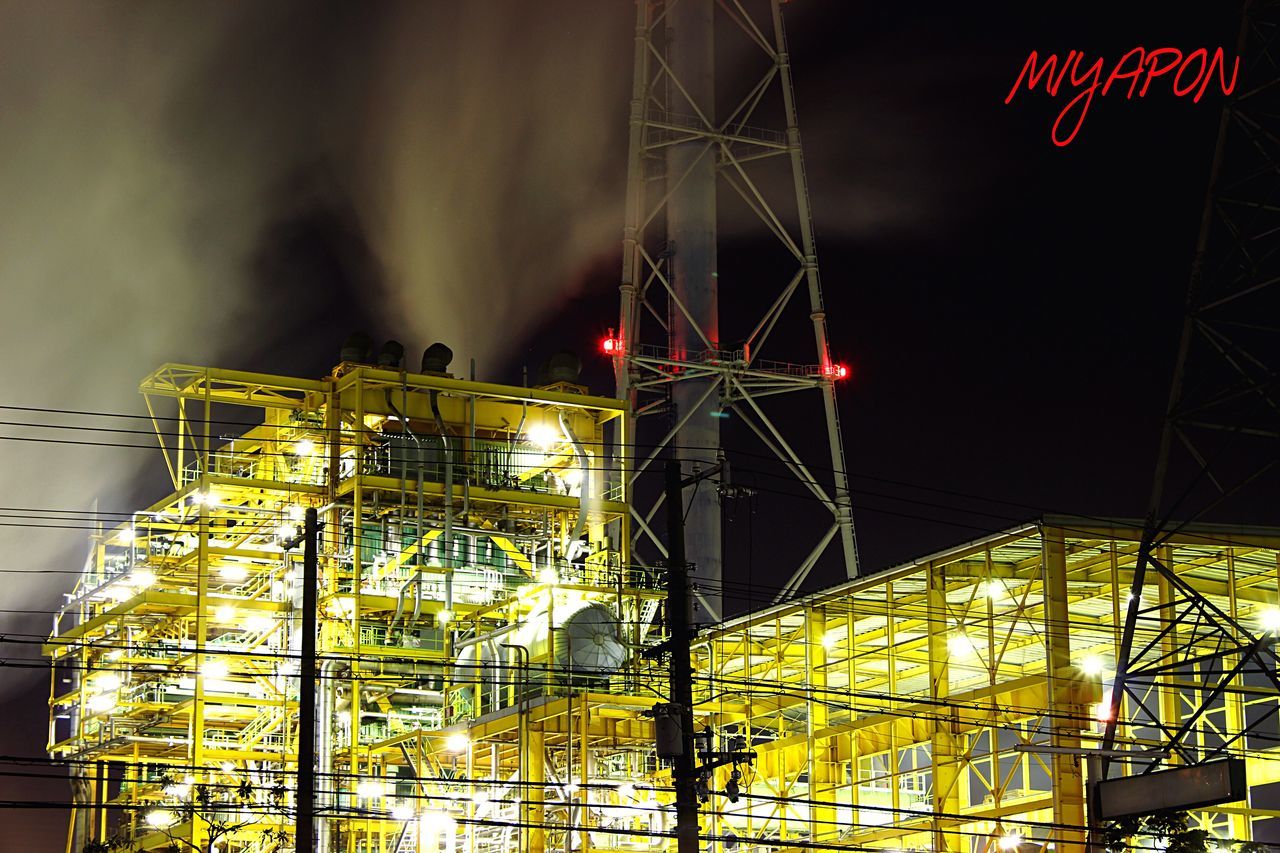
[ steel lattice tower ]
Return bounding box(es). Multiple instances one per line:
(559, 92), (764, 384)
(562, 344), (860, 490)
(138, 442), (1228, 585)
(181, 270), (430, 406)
(1102, 0), (1280, 778)
(613, 0), (858, 620)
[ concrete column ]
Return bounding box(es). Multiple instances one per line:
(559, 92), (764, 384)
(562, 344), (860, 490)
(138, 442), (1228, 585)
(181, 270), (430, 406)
(666, 0), (721, 621)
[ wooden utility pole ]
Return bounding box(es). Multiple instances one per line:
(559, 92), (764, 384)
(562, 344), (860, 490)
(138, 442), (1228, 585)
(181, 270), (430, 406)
(665, 460), (700, 853)
(662, 459), (754, 853)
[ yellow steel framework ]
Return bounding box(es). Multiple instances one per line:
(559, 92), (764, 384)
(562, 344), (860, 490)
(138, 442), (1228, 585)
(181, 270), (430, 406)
(45, 360), (1280, 853)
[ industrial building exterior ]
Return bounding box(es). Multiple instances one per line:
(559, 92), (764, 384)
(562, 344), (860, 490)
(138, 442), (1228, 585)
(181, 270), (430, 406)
(43, 356), (1280, 853)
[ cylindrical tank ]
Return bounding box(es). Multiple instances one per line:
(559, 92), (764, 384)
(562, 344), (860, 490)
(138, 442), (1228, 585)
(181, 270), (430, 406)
(513, 602), (628, 678)
(553, 602), (626, 673)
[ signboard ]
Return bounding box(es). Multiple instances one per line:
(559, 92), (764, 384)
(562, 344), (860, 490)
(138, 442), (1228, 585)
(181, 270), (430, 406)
(1095, 759), (1248, 820)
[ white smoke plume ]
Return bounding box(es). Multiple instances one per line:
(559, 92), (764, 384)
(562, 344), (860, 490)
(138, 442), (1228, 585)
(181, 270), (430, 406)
(0, 1), (629, 698)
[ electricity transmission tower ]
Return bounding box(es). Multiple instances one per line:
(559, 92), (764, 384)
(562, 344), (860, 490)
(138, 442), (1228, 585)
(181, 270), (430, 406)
(1102, 0), (1280, 780)
(612, 0), (858, 621)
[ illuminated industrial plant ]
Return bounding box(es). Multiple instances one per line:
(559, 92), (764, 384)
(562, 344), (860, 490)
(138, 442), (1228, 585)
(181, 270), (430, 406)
(38, 0), (1280, 849)
(43, 343), (1280, 852)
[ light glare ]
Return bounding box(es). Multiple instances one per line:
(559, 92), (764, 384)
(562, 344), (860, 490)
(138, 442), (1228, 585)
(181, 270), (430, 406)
(202, 658), (230, 680)
(947, 633), (975, 658)
(1080, 655), (1105, 677)
(128, 570), (156, 590)
(1093, 689), (1115, 722)
(357, 779), (387, 799)
(87, 692), (114, 713)
(998, 832), (1023, 851)
(526, 423), (560, 452)
(220, 565), (249, 583)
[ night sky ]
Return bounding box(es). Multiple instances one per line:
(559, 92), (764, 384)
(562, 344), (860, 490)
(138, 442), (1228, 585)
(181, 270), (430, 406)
(0, 2), (1249, 847)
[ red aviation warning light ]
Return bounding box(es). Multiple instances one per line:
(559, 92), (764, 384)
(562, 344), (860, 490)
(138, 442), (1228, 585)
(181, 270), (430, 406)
(824, 362), (849, 381)
(601, 329), (621, 356)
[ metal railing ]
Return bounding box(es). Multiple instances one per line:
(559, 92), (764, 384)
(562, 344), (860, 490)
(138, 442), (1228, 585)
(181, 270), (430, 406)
(646, 107), (787, 146)
(181, 449), (326, 487)
(627, 342), (823, 379)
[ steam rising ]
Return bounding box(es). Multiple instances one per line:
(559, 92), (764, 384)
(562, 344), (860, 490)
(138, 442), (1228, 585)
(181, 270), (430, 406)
(358, 4), (628, 366)
(0, 1), (628, 694)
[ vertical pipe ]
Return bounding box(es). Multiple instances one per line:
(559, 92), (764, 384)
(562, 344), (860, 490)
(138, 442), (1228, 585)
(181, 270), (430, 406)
(615, 0), (651, 563)
(317, 660), (340, 853)
(297, 507), (319, 853)
(351, 378), (365, 850)
(618, 0), (648, 367)
(191, 500), (210, 852)
(399, 384), (409, 574)
(465, 389), (475, 519)
(667, 0), (722, 620)
(564, 632), (575, 853)
(432, 391), (455, 612)
(95, 760), (106, 844)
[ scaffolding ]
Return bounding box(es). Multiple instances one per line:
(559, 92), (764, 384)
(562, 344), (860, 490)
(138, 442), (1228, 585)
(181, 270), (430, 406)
(45, 360), (1280, 853)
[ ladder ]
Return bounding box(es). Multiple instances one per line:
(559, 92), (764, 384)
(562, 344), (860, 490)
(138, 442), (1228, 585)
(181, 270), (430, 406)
(393, 820), (418, 853)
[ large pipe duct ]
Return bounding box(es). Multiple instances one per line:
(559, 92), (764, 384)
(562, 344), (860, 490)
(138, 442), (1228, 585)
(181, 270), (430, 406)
(558, 410), (590, 562)
(387, 388), (428, 627)
(431, 390), (455, 613)
(317, 659), (343, 852)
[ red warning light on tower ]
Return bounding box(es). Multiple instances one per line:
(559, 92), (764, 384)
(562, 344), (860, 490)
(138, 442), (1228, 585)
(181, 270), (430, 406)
(601, 331), (621, 356)
(825, 363), (849, 381)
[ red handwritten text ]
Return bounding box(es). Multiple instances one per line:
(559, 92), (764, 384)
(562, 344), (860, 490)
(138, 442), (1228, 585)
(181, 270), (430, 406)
(1005, 47), (1240, 146)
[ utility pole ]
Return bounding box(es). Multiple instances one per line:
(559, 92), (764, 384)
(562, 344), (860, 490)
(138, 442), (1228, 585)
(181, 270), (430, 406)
(664, 459), (700, 853)
(295, 507), (319, 853)
(660, 459), (754, 853)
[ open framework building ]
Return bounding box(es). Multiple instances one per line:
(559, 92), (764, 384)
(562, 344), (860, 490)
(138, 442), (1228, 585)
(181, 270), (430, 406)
(47, 356), (1280, 853)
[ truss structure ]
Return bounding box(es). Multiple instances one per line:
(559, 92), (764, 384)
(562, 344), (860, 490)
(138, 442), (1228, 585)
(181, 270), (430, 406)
(1103, 0), (1280, 777)
(613, 0), (858, 620)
